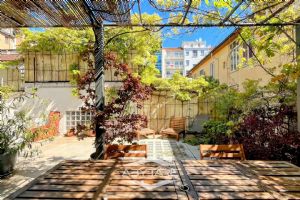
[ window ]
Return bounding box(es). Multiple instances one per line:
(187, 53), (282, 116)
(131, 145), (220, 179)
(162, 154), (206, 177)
(166, 61), (170, 65)
(66, 111), (92, 131)
(186, 60), (190, 66)
(192, 50), (198, 58)
(200, 69), (205, 76)
(230, 41), (239, 71)
(175, 52), (179, 57)
(210, 62), (215, 78)
(200, 50), (204, 56)
(243, 43), (254, 63)
(180, 61), (184, 66)
(175, 61), (179, 67)
(185, 51), (189, 56)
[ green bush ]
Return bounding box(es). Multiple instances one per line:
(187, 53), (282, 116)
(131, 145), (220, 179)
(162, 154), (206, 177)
(200, 120), (234, 144)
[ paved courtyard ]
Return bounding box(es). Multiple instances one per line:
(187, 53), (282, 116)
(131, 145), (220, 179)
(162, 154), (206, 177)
(0, 136), (199, 199)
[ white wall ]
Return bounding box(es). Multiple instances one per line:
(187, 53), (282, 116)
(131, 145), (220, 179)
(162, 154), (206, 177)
(23, 82), (84, 134)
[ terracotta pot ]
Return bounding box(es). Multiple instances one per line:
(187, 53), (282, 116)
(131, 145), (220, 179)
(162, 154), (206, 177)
(84, 130), (96, 137)
(65, 128), (75, 137)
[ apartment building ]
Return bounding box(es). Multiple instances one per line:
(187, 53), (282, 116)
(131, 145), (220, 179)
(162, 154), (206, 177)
(0, 28), (23, 89)
(0, 28), (16, 49)
(188, 29), (290, 90)
(155, 51), (162, 76)
(161, 48), (184, 78)
(161, 39), (211, 78)
(182, 39), (211, 75)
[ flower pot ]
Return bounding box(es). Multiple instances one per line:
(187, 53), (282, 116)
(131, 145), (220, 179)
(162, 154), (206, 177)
(0, 152), (17, 177)
(84, 130), (96, 137)
(65, 128), (75, 137)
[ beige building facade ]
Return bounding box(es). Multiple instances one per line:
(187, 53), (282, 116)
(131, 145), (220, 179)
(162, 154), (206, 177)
(0, 28), (17, 49)
(188, 29), (290, 90)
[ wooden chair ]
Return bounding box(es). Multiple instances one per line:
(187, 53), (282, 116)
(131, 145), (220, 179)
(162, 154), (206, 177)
(104, 144), (147, 160)
(136, 128), (156, 140)
(160, 117), (186, 141)
(200, 144), (246, 160)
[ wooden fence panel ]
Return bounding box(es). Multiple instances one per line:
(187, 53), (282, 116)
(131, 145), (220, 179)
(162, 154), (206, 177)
(134, 91), (213, 132)
(0, 66), (23, 91)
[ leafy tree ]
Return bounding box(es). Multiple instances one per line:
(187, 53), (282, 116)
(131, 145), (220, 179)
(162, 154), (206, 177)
(142, 72), (209, 101)
(18, 28), (94, 53)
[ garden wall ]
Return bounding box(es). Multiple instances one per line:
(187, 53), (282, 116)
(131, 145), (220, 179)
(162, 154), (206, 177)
(133, 91), (214, 132)
(0, 66), (23, 90)
(23, 51), (133, 83)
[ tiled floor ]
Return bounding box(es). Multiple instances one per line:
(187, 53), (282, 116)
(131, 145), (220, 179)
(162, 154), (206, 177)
(0, 136), (198, 199)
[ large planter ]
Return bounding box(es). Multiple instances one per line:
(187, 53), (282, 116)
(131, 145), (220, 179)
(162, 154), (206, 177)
(0, 152), (17, 177)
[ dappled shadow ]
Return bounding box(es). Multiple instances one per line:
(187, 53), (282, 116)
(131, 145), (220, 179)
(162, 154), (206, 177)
(0, 156), (65, 198)
(0, 136), (94, 199)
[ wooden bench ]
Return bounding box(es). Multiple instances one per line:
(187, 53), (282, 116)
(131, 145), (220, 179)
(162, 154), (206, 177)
(104, 144), (147, 160)
(160, 117), (186, 141)
(200, 144), (246, 160)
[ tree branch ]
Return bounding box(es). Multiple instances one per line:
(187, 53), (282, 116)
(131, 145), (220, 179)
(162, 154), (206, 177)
(181, 0), (192, 25)
(258, 0), (295, 24)
(220, 0), (244, 25)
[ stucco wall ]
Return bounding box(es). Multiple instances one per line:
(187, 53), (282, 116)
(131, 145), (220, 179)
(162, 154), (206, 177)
(190, 37), (290, 90)
(23, 82), (83, 134)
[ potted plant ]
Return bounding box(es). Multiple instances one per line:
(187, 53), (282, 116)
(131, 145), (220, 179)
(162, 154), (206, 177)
(0, 96), (34, 177)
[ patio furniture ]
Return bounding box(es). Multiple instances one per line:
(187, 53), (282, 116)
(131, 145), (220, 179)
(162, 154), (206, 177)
(200, 144), (246, 160)
(104, 144), (147, 159)
(136, 128), (156, 140)
(160, 116), (186, 141)
(8, 160), (300, 199)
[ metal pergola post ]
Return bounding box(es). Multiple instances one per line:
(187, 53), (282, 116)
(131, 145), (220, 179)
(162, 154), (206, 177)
(296, 23), (300, 131)
(91, 23), (106, 159)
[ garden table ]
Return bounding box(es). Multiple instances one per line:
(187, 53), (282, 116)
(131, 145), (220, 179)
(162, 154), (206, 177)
(7, 160), (300, 199)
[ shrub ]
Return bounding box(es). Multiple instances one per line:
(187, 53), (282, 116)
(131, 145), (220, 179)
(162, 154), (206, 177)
(200, 120), (234, 144)
(235, 105), (300, 166)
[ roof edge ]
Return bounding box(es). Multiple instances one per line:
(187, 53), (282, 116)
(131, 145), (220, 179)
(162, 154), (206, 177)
(188, 28), (241, 75)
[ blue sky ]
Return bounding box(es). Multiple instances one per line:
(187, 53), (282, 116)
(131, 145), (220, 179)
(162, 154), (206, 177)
(161, 27), (235, 48)
(131, 0), (236, 48)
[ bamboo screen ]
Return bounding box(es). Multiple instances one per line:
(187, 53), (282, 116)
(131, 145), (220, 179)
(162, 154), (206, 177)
(24, 52), (126, 83)
(130, 91), (214, 132)
(0, 66), (23, 91)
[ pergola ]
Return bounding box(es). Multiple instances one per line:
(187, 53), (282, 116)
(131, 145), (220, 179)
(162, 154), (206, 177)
(0, 0), (131, 159)
(0, 0), (300, 159)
